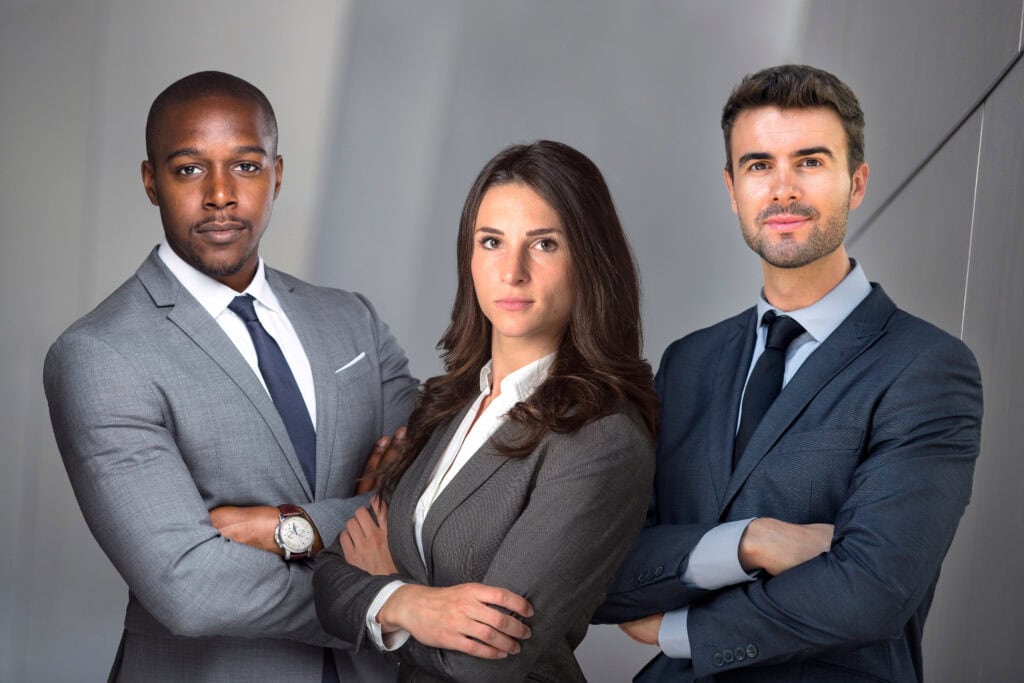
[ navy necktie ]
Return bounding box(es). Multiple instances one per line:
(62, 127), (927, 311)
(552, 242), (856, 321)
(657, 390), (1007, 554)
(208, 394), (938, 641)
(228, 295), (317, 490)
(734, 310), (805, 465)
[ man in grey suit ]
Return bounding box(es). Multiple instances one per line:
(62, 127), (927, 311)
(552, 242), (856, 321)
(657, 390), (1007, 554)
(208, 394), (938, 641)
(44, 71), (417, 682)
(595, 65), (983, 681)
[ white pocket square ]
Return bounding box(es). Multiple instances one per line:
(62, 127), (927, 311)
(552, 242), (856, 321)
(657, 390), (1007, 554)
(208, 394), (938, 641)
(335, 352), (366, 373)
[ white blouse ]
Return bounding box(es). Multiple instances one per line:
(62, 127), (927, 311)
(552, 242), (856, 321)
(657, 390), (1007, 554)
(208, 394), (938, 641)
(365, 353), (555, 650)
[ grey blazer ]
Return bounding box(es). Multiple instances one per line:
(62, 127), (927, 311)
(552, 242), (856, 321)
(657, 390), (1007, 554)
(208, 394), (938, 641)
(313, 403), (655, 683)
(44, 249), (418, 682)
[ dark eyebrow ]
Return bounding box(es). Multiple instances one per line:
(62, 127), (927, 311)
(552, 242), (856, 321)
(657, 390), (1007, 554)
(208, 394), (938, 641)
(794, 146), (833, 158)
(166, 147), (201, 162)
(526, 228), (562, 237)
(164, 145), (269, 163)
(737, 152), (772, 167)
(235, 145), (269, 157)
(475, 227), (562, 236)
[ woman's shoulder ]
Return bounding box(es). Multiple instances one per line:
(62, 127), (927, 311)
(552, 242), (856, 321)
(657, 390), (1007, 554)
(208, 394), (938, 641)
(542, 406), (654, 459)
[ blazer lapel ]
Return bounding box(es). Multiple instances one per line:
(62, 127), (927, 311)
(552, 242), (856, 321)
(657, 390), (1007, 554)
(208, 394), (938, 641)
(266, 269), (358, 501)
(720, 286), (897, 513)
(136, 252), (313, 501)
(419, 419), (519, 582)
(705, 310), (757, 509)
(390, 411), (469, 584)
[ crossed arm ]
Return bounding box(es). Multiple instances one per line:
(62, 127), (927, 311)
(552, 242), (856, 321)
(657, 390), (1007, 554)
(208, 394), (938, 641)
(314, 413), (655, 682)
(44, 313), (415, 646)
(617, 519), (834, 644)
(599, 337), (982, 676)
(44, 332), (345, 646)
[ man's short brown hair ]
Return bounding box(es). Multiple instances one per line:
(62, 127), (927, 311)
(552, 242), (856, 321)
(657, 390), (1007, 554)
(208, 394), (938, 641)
(721, 64), (865, 176)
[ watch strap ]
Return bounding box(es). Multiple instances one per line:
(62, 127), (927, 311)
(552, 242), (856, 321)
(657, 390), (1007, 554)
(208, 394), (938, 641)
(277, 503), (306, 519)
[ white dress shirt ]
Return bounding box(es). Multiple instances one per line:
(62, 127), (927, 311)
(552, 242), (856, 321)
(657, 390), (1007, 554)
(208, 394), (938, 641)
(658, 261), (873, 659)
(365, 353), (555, 651)
(157, 241), (316, 427)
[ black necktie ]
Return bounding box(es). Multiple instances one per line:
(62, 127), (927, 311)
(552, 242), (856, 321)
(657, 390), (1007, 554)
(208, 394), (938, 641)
(734, 310), (805, 464)
(228, 295), (317, 490)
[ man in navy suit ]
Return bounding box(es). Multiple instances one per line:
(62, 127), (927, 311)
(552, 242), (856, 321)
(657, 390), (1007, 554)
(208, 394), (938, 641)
(595, 64), (983, 681)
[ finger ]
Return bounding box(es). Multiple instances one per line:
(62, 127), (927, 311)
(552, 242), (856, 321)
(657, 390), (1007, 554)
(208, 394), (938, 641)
(339, 529), (356, 557)
(353, 506), (379, 535)
(460, 619), (521, 655)
(361, 437), (391, 475)
(470, 604), (531, 640)
(447, 635), (511, 660)
(471, 584), (534, 618)
(346, 515), (368, 542)
(371, 496), (389, 525)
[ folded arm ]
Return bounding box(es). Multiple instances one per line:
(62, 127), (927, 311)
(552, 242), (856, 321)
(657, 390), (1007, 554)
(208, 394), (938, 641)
(685, 337), (983, 676)
(315, 412), (655, 681)
(44, 332), (345, 647)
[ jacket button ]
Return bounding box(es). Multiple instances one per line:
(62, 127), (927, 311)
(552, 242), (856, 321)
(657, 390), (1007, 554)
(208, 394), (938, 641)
(746, 644), (758, 659)
(723, 649), (734, 664)
(654, 565), (664, 576)
(713, 653), (725, 667)
(734, 647), (745, 661)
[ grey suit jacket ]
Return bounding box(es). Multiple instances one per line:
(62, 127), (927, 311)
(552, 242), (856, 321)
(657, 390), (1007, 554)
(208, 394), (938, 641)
(313, 404), (655, 682)
(595, 285), (983, 682)
(44, 249), (418, 682)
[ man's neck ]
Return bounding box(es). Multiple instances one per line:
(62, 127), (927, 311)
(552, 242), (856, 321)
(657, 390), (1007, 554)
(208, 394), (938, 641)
(761, 247), (852, 312)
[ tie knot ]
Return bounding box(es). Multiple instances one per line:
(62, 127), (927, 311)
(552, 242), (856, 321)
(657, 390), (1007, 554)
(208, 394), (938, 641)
(762, 310), (805, 351)
(228, 294), (259, 324)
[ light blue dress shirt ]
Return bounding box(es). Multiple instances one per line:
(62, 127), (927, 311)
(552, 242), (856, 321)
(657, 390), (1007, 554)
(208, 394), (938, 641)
(658, 261), (872, 659)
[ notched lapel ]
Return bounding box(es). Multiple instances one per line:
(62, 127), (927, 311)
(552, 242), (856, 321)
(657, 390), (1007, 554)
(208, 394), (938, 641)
(419, 420), (520, 581)
(268, 271), (360, 501)
(137, 253), (314, 501)
(706, 312), (757, 509)
(389, 412), (468, 583)
(721, 287), (895, 514)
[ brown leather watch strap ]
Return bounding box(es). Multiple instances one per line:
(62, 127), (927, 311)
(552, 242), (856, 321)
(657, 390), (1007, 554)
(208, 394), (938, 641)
(277, 503), (306, 518)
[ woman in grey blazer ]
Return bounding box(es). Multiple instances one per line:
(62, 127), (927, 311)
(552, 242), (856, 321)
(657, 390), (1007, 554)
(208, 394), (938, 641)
(313, 140), (657, 682)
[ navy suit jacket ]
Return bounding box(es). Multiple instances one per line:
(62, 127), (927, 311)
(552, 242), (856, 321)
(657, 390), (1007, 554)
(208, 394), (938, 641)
(594, 285), (982, 682)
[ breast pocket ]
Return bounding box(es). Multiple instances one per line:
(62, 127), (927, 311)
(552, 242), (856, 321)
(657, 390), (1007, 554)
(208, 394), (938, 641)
(744, 427), (865, 521)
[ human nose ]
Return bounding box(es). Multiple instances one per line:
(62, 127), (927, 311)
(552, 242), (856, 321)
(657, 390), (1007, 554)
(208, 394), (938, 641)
(203, 167), (238, 209)
(771, 166), (801, 205)
(499, 246), (529, 286)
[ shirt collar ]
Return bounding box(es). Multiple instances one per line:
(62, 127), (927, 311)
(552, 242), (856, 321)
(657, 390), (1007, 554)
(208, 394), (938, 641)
(157, 240), (280, 317)
(755, 259), (872, 343)
(478, 352), (556, 401)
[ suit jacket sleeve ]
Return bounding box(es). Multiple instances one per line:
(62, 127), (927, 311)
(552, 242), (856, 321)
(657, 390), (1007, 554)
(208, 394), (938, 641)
(299, 291), (418, 545)
(314, 411), (655, 682)
(685, 335), (982, 677)
(45, 331), (347, 647)
(594, 341), (725, 623)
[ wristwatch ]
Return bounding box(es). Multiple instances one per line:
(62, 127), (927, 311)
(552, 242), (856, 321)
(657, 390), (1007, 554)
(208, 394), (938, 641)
(274, 504), (315, 560)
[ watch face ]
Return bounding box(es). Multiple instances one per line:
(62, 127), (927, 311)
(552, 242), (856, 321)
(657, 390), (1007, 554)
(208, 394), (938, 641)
(278, 515), (315, 552)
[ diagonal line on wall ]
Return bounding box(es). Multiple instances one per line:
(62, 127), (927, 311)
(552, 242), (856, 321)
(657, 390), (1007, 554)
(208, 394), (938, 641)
(849, 49), (1024, 246)
(961, 105), (984, 340)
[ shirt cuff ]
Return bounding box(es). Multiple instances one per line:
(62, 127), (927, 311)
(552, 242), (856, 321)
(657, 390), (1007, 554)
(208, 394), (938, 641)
(681, 518), (759, 590)
(365, 581), (411, 651)
(658, 607), (691, 659)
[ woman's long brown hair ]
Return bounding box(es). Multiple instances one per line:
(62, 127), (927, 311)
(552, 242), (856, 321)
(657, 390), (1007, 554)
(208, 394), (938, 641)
(380, 140), (657, 499)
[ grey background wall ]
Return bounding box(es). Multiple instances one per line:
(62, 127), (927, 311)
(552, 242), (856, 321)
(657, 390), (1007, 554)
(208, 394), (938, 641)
(1, 1), (1020, 680)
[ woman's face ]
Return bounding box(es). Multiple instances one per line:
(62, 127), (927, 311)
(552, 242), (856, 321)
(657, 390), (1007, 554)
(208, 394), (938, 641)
(471, 182), (574, 360)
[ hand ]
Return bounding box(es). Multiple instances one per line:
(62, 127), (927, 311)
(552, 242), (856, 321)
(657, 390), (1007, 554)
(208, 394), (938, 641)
(340, 497), (397, 575)
(356, 427), (407, 495)
(378, 583), (534, 659)
(210, 505), (281, 554)
(738, 518), (834, 576)
(619, 613), (663, 646)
